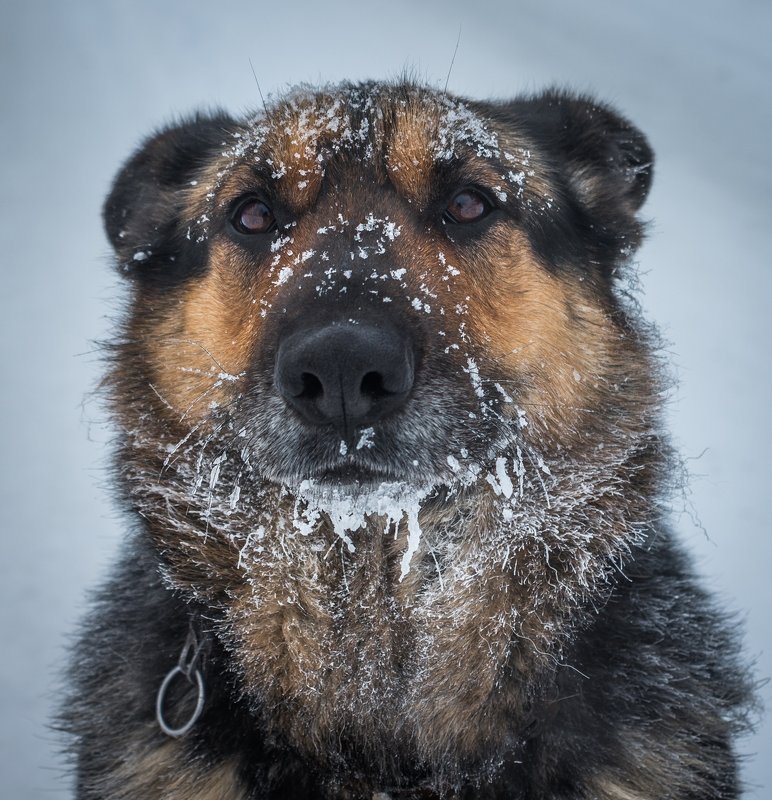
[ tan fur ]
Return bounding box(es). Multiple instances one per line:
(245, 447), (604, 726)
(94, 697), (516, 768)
(592, 777), (650, 800)
(476, 233), (631, 441)
(588, 730), (725, 800)
(263, 94), (349, 211)
(110, 737), (246, 800)
(385, 101), (438, 206)
(145, 242), (260, 419)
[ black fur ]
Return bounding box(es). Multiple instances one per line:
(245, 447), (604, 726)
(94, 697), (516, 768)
(104, 112), (235, 286)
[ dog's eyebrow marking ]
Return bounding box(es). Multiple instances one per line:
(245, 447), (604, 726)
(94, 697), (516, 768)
(385, 97), (508, 209)
(262, 93), (380, 213)
(385, 103), (438, 206)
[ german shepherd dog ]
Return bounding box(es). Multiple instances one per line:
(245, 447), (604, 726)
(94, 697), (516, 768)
(63, 82), (753, 799)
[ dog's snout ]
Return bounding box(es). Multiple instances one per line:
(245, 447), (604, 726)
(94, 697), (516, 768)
(274, 322), (414, 435)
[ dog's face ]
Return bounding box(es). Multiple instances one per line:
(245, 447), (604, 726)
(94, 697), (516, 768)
(105, 84), (664, 768)
(107, 83), (654, 497)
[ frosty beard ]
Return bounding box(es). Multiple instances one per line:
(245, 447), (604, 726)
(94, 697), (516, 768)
(116, 389), (666, 778)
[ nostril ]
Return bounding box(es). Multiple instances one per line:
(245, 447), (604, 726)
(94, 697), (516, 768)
(300, 372), (323, 400)
(360, 371), (385, 399)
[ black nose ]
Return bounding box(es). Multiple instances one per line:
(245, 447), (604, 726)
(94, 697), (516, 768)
(274, 322), (414, 435)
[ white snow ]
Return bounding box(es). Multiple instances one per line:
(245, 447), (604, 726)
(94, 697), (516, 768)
(276, 266), (294, 285)
(356, 427), (375, 450)
(292, 480), (429, 577)
(486, 457), (513, 499)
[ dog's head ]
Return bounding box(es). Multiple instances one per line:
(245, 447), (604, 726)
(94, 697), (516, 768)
(106, 82), (655, 496)
(104, 81), (667, 771)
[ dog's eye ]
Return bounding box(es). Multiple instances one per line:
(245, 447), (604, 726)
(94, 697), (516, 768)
(444, 189), (491, 224)
(233, 199), (276, 234)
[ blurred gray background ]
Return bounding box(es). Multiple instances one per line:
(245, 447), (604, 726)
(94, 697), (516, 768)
(1, 0), (770, 796)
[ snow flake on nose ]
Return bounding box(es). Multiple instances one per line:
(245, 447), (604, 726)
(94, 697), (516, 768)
(351, 214), (402, 260)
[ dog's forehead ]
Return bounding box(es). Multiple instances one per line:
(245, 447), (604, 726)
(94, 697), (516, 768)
(221, 85), (507, 210)
(264, 84), (501, 158)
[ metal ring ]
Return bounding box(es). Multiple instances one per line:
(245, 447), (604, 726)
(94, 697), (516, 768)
(156, 665), (205, 738)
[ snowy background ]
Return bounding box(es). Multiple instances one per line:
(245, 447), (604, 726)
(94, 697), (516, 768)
(1, 0), (769, 796)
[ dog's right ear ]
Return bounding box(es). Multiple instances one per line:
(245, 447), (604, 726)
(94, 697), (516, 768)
(103, 113), (234, 272)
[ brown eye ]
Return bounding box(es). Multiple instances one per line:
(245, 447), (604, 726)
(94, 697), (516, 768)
(444, 189), (491, 224)
(233, 199), (276, 234)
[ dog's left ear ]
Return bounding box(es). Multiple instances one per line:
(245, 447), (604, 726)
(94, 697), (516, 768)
(505, 90), (653, 214)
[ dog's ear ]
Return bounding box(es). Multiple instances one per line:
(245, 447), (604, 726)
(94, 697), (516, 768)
(483, 91), (653, 278)
(103, 113), (234, 276)
(507, 90), (653, 215)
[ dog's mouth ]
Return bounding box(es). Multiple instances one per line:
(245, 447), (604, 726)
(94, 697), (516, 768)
(310, 463), (397, 486)
(295, 442), (424, 489)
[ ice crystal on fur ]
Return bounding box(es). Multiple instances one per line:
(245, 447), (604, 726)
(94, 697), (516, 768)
(292, 480), (430, 580)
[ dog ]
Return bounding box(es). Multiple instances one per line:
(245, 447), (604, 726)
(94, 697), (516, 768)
(63, 81), (754, 799)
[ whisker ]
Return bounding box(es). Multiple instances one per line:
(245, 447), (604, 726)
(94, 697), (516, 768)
(249, 58), (269, 118)
(179, 379), (226, 422)
(164, 337), (232, 375)
(148, 382), (177, 413)
(521, 447), (552, 509)
(162, 422), (205, 474)
(443, 26), (462, 95)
